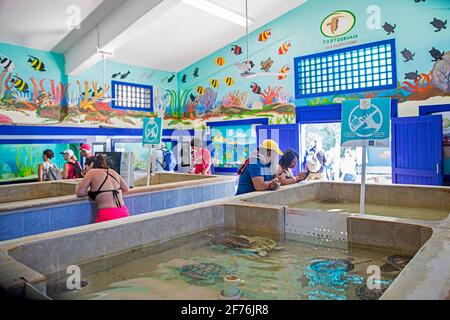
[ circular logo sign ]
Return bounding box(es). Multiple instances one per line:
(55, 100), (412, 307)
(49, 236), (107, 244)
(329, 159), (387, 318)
(348, 103), (383, 138)
(321, 10), (356, 38)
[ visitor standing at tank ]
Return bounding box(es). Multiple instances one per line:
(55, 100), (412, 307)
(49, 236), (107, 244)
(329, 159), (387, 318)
(80, 144), (95, 175)
(235, 139), (282, 195)
(61, 149), (83, 179)
(276, 149), (308, 185)
(154, 142), (176, 172)
(38, 149), (62, 181)
(76, 155), (130, 223)
(190, 138), (212, 175)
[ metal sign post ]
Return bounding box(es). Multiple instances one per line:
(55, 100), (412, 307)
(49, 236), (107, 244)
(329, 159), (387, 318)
(341, 98), (391, 215)
(146, 145), (154, 186)
(360, 146), (367, 214)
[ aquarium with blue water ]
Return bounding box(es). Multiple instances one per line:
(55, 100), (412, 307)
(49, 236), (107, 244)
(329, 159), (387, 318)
(211, 124), (257, 170)
(46, 228), (406, 300)
(0, 143), (80, 184)
(113, 140), (174, 175)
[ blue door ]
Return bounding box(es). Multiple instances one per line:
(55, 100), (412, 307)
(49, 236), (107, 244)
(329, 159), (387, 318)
(256, 124), (301, 175)
(392, 115), (443, 185)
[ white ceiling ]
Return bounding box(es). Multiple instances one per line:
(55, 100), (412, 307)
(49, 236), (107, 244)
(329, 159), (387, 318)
(113, 0), (307, 71)
(0, 0), (105, 51)
(0, 0), (307, 72)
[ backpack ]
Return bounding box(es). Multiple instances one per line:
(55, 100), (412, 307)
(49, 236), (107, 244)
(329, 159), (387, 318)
(161, 149), (176, 171)
(67, 161), (83, 179)
(47, 164), (62, 181)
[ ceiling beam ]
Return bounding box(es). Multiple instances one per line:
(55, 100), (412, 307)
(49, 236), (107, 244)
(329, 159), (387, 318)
(65, 0), (179, 76)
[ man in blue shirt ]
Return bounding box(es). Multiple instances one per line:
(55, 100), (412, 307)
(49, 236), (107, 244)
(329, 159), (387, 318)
(236, 139), (283, 195)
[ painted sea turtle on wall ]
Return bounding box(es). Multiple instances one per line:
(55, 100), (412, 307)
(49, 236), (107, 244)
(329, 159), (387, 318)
(178, 262), (227, 284)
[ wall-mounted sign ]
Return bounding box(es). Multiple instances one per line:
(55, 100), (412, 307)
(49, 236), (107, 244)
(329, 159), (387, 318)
(321, 10), (358, 49)
(341, 98), (391, 148)
(321, 10), (356, 38)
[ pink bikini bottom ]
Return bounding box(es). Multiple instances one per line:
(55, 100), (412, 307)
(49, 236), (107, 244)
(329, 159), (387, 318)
(96, 206), (130, 223)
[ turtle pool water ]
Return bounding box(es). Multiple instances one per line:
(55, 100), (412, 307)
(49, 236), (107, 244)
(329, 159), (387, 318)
(209, 234), (282, 257)
(48, 280), (89, 294)
(309, 258), (355, 273)
(380, 254), (413, 273)
(178, 262), (227, 284)
(356, 283), (390, 300)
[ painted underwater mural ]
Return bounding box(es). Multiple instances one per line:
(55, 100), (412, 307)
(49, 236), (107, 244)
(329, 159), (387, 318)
(0, 0), (449, 132)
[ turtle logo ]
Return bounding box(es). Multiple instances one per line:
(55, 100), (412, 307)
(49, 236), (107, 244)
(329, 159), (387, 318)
(321, 11), (356, 38)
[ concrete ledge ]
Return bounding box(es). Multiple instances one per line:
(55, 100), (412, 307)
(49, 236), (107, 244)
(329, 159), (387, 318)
(347, 217), (433, 254)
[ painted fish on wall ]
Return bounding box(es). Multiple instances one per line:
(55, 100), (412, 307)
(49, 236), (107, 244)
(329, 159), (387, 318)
(193, 67), (199, 78)
(278, 65), (290, 80)
(231, 45), (243, 55)
(278, 41), (291, 55)
(181, 74), (187, 83)
(120, 71), (131, 79)
(258, 29), (271, 42)
(27, 55), (46, 72)
(210, 78), (219, 88)
(250, 82), (261, 94)
(224, 76), (235, 86)
(10, 75), (29, 92)
(196, 86), (205, 95)
(215, 57), (225, 66)
(0, 54), (14, 72)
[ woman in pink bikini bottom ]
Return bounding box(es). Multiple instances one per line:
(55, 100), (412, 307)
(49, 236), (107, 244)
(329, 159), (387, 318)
(76, 155), (130, 223)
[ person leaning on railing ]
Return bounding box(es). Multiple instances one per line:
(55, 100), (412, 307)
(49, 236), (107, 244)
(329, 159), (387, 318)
(235, 139), (283, 195)
(276, 148), (308, 185)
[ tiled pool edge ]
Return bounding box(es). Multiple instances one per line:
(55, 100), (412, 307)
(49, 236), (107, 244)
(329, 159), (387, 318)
(0, 200), (285, 298)
(2, 181), (450, 300)
(0, 178), (236, 241)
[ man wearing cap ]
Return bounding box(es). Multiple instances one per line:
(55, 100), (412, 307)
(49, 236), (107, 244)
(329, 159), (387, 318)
(61, 149), (83, 179)
(80, 144), (94, 160)
(80, 144), (94, 175)
(236, 139), (283, 195)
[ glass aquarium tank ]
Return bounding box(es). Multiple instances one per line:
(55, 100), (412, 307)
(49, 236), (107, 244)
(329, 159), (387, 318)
(113, 140), (174, 178)
(211, 124), (257, 170)
(301, 123), (391, 183)
(0, 143), (80, 184)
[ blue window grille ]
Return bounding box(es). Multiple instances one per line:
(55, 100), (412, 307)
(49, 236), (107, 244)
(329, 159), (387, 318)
(294, 39), (397, 99)
(111, 80), (153, 112)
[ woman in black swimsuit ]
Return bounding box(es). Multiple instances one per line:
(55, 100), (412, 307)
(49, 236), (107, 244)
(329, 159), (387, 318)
(76, 155), (130, 223)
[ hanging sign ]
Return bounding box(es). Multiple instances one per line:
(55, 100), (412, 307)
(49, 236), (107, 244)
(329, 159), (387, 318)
(341, 98), (391, 148)
(142, 117), (163, 146)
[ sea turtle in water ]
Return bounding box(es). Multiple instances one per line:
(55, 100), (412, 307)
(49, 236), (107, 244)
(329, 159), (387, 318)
(178, 262), (227, 284)
(380, 254), (413, 273)
(209, 234), (282, 257)
(210, 235), (251, 249)
(430, 18), (447, 32)
(47, 280), (89, 295)
(356, 283), (390, 300)
(383, 22), (396, 35)
(309, 258), (355, 273)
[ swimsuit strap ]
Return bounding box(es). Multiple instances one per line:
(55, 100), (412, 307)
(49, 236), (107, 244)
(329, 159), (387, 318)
(95, 168), (111, 193)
